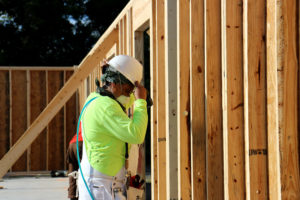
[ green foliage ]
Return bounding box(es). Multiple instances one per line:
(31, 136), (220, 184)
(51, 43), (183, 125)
(0, 0), (129, 65)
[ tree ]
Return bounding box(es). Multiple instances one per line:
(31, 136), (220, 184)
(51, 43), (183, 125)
(0, 0), (129, 66)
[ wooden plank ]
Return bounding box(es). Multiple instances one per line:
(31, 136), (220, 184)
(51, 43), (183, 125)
(124, 15), (127, 55)
(63, 71), (67, 170)
(11, 70), (27, 171)
(47, 71), (64, 170)
(0, 28), (118, 178)
(26, 71), (30, 171)
(177, 0), (191, 199)
(266, 0), (281, 199)
(90, 72), (93, 93)
(127, 9), (131, 56)
(46, 71), (49, 170)
(29, 71), (47, 171)
(190, 0), (206, 199)
(165, 0), (178, 198)
(205, 0), (224, 198)
(221, 0), (228, 198)
(0, 71), (10, 161)
(129, 8), (133, 56)
(247, 0), (268, 199)
(118, 19), (123, 55)
(128, 31), (143, 176)
(132, 0), (151, 32)
(9, 70), (12, 173)
(150, 0), (158, 199)
(226, 0), (245, 199)
(156, 0), (167, 199)
(65, 71), (77, 150)
(280, 0), (300, 198)
(127, 29), (147, 200)
(120, 20), (124, 54)
(243, 0), (250, 199)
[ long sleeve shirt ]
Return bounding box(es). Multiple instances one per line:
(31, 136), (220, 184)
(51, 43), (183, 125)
(81, 92), (148, 176)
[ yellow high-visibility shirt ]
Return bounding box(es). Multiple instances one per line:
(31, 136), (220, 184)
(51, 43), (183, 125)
(81, 92), (148, 176)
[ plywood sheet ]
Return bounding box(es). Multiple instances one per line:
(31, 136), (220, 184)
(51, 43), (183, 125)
(29, 71), (47, 171)
(65, 71), (78, 146)
(47, 71), (64, 170)
(0, 71), (10, 159)
(11, 70), (27, 171)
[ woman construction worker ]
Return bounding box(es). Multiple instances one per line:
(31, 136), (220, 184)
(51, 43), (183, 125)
(78, 55), (148, 200)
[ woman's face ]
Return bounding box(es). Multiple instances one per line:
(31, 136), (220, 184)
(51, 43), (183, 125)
(110, 83), (135, 98)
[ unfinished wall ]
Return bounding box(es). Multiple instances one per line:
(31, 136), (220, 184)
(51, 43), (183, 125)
(0, 67), (78, 172)
(150, 0), (300, 199)
(0, 0), (299, 199)
(70, 0), (300, 199)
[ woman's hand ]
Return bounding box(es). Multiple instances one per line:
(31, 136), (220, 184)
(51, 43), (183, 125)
(134, 81), (147, 100)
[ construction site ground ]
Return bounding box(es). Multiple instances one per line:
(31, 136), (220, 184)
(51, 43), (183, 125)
(0, 176), (68, 200)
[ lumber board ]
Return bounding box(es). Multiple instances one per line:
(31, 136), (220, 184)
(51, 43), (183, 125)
(150, 0), (158, 198)
(205, 0), (224, 198)
(128, 31), (144, 179)
(226, 0), (245, 199)
(11, 70), (27, 171)
(247, 0), (268, 198)
(127, 9), (132, 56)
(221, 0), (228, 198)
(26, 71), (30, 171)
(90, 72), (93, 93)
(9, 70), (12, 173)
(47, 71), (64, 170)
(0, 71), (10, 160)
(266, 0), (281, 199)
(190, 0), (206, 199)
(29, 71), (47, 171)
(165, 0), (178, 198)
(46, 71), (49, 170)
(177, 0), (191, 199)
(63, 71), (67, 169)
(124, 15), (127, 55)
(129, 8), (133, 56)
(156, 0), (167, 199)
(132, 0), (151, 32)
(243, 0), (250, 199)
(280, 0), (300, 198)
(0, 28), (118, 178)
(65, 70), (77, 147)
(120, 20), (124, 54)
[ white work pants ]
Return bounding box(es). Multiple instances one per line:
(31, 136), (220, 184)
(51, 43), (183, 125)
(78, 143), (127, 200)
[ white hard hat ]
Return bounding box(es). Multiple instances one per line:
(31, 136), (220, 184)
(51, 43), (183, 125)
(107, 55), (143, 84)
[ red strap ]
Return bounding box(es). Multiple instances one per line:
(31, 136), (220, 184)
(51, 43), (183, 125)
(69, 122), (83, 144)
